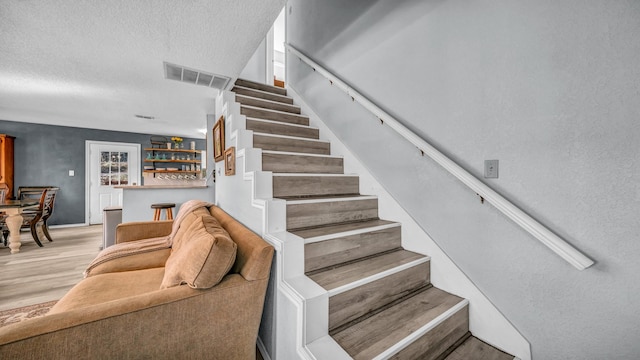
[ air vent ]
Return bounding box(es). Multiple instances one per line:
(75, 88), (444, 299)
(163, 62), (230, 90)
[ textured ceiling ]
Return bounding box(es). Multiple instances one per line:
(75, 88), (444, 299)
(0, 0), (285, 138)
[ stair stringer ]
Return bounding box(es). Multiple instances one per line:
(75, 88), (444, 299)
(286, 85), (532, 360)
(215, 90), (352, 360)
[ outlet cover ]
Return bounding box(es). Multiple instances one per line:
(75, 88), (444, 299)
(484, 160), (498, 178)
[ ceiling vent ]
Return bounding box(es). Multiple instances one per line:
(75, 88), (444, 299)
(164, 62), (230, 90)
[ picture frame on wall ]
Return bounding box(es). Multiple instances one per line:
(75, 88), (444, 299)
(213, 115), (225, 162)
(224, 146), (236, 176)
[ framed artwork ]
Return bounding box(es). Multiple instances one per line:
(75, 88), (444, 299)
(213, 115), (225, 162)
(224, 146), (236, 176)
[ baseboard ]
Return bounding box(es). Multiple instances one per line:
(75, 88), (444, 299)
(49, 223), (90, 229)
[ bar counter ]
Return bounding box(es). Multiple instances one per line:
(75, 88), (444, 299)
(115, 184), (214, 222)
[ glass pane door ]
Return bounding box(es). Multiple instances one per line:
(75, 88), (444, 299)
(100, 151), (129, 186)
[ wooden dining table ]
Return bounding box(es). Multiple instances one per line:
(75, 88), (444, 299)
(1, 199), (39, 254)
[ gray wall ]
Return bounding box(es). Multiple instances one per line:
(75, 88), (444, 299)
(0, 120), (205, 225)
(287, 0), (640, 359)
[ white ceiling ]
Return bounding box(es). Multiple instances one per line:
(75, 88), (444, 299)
(0, 0), (285, 139)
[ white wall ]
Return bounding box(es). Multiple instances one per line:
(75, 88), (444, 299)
(287, 0), (640, 359)
(239, 38), (267, 84)
(274, 7), (286, 81)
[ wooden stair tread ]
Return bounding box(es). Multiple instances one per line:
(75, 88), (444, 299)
(262, 152), (344, 174)
(232, 85), (294, 104)
(235, 78), (287, 96)
(235, 94), (301, 114)
(443, 336), (514, 360)
(291, 219), (397, 239)
(332, 287), (466, 359)
(247, 119), (319, 139)
(242, 105), (309, 126)
(308, 249), (425, 291)
(273, 174), (359, 198)
(253, 133), (330, 155)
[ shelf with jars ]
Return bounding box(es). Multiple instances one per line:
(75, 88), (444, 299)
(143, 147), (202, 177)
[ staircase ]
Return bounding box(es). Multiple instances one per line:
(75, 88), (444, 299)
(230, 78), (515, 360)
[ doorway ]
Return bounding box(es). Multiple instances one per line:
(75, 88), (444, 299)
(86, 141), (140, 224)
(270, 7), (286, 87)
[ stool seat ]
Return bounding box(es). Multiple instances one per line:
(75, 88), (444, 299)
(151, 203), (176, 221)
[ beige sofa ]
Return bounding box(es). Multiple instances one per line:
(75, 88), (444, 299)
(0, 204), (274, 359)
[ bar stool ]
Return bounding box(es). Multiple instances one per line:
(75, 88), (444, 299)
(151, 203), (175, 221)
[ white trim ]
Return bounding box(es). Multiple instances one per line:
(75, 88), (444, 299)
(285, 43), (594, 271)
(372, 299), (469, 360)
(265, 24), (274, 85)
(256, 336), (271, 360)
(303, 222), (400, 244)
(49, 223), (90, 229)
(328, 257), (430, 297)
(241, 104), (309, 119)
(262, 150), (342, 159)
(254, 132), (327, 143)
(286, 195), (377, 205)
(273, 173), (357, 177)
(247, 117), (317, 130)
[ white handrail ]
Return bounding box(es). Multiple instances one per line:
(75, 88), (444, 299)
(285, 43), (594, 270)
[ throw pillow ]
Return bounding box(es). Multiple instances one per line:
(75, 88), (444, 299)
(161, 215), (237, 289)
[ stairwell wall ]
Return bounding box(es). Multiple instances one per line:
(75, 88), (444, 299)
(239, 38), (268, 84)
(287, 1), (640, 359)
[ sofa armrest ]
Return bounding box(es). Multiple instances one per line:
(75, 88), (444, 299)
(86, 248), (171, 276)
(115, 220), (172, 243)
(0, 274), (270, 359)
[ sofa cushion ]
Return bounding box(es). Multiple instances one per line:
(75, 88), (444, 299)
(49, 267), (166, 314)
(161, 215), (237, 289)
(170, 207), (210, 247)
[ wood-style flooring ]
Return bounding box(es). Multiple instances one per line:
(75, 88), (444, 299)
(0, 225), (102, 311)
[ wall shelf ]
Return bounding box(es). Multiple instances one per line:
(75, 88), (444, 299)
(144, 147), (202, 177)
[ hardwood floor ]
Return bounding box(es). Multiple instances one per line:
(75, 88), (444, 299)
(0, 225), (102, 311)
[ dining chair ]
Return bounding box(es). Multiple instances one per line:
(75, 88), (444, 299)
(0, 189), (6, 246)
(20, 188), (58, 246)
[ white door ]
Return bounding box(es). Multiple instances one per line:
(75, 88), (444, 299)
(87, 141), (140, 224)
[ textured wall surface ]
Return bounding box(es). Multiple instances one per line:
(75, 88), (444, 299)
(0, 120), (205, 225)
(287, 0), (640, 359)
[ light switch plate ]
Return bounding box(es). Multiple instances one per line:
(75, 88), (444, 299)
(484, 160), (498, 178)
(69, 170), (75, 177)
